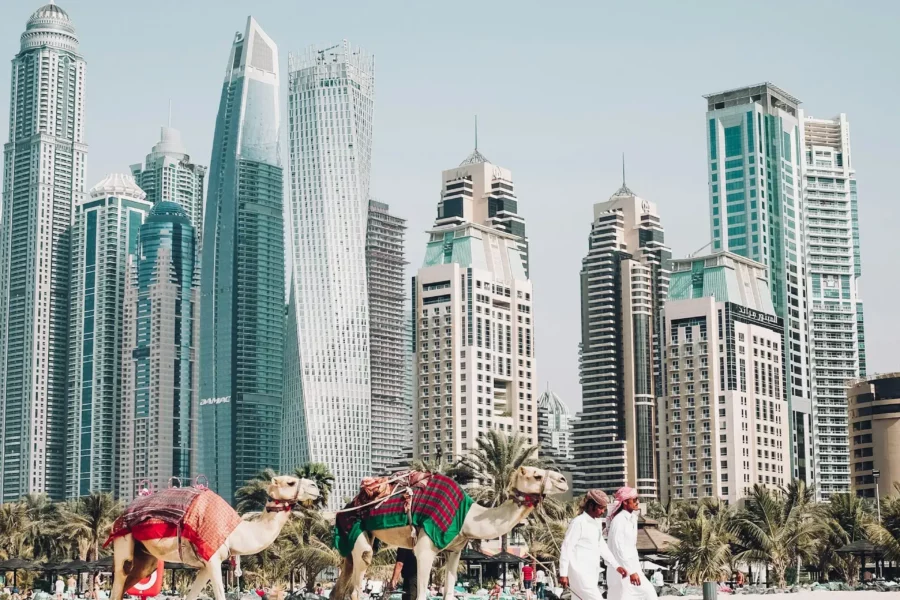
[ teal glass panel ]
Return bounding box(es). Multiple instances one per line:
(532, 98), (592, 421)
(709, 119), (717, 159)
(724, 126), (742, 157)
(746, 111), (754, 152)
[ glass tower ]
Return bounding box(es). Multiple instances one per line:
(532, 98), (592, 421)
(131, 127), (207, 233)
(573, 183), (669, 500)
(803, 113), (865, 499)
(0, 3), (87, 501)
(119, 202), (199, 501)
(66, 174), (151, 498)
(283, 42), (375, 507)
(199, 17), (285, 503)
(704, 83), (812, 485)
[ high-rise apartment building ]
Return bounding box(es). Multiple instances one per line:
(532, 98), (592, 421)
(704, 83), (812, 485)
(412, 151), (537, 464)
(660, 252), (791, 504)
(119, 202), (199, 502)
(802, 113), (866, 499)
(366, 200), (410, 474)
(537, 386), (573, 461)
(282, 42), (375, 506)
(199, 17), (285, 503)
(0, 3), (87, 501)
(573, 183), (670, 499)
(131, 126), (207, 232)
(66, 174), (151, 498)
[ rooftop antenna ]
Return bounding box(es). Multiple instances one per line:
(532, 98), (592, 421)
(622, 152), (626, 188)
(167, 99), (172, 128)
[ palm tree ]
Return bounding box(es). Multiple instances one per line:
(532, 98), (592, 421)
(57, 493), (121, 561)
(866, 483), (900, 562)
(816, 494), (872, 584)
(731, 483), (824, 588)
(21, 494), (62, 561)
(279, 512), (341, 591)
(667, 501), (733, 585)
(292, 463), (334, 509)
(646, 497), (680, 534)
(0, 502), (30, 559)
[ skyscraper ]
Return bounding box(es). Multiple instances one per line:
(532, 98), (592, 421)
(802, 113), (865, 499)
(282, 42), (375, 506)
(660, 251), (790, 504)
(66, 174), (151, 498)
(573, 183), (670, 499)
(0, 3), (87, 501)
(537, 386), (573, 461)
(412, 150), (537, 464)
(366, 200), (410, 474)
(131, 126), (207, 232)
(704, 83), (812, 485)
(199, 17), (285, 504)
(119, 201), (199, 502)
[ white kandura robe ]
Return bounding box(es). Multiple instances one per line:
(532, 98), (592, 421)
(606, 511), (658, 600)
(559, 512), (620, 600)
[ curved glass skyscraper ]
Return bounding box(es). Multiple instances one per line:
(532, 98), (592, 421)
(283, 42), (375, 506)
(119, 202), (199, 501)
(199, 17), (284, 503)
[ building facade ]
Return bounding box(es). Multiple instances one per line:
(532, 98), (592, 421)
(282, 42), (375, 506)
(704, 83), (812, 486)
(366, 200), (410, 474)
(660, 252), (791, 504)
(412, 152), (537, 464)
(66, 174), (151, 498)
(199, 17), (285, 503)
(0, 3), (87, 501)
(131, 126), (207, 232)
(848, 374), (900, 499)
(573, 184), (669, 499)
(119, 202), (199, 502)
(802, 113), (866, 499)
(537, 386), (573, 461)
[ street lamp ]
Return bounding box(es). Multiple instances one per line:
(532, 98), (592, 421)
(873, 468), (882, 580)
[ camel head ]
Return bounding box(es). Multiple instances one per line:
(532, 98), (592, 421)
(508, 466), (568, 506)
(265, 475), (320, 512)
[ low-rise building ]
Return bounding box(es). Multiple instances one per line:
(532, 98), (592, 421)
(848, 374), (900, 498)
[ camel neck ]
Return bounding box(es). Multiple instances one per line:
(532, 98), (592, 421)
(231, 509), (290, 555)
(462, 499), (534, 540)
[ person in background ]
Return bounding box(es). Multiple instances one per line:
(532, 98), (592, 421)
(55, 578), (64, 600)
(488, 582), (502, 600)
(559, 490), (628, 600)
(606, 487), (657, 600)
(534, 568), (546, 600)
(522, 562), (534, 600)
(650, 570), (663, 594)
(734, 571), (745, 588)
(390, 548), (418, 600)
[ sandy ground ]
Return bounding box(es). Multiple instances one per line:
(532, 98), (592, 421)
(670, 593), (895, 600)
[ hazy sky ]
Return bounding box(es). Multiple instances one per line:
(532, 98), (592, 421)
(2, 0), (897, 413)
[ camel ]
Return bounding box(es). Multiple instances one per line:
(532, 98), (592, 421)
(334, 466), (568, 600)
(110, 476), (320, 600)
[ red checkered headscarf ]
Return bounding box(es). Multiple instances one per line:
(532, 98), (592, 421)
(607, 486), (638, 521)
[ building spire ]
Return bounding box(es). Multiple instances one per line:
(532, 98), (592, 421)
(475, 115), (478, 151)
(167, 99), (172, 128)
(459, 115), (490, 166)
(610, 151), (635, 198)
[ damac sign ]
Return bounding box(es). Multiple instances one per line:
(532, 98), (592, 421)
(200, 396), (231, 406)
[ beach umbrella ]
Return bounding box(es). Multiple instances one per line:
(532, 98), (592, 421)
(0, 558), (41, 587)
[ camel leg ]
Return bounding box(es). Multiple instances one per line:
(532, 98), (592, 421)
(110, 536), (134, 600)
(183, 567), (212, 600)
(413, 536), (438, 600)
(350, 535), (374, 600)
(443, 550), (461, 600)
(207, 556), (227, 600)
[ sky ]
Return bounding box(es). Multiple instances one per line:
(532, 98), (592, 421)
(1, 0), (898, 414)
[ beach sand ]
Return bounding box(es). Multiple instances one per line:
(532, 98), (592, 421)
(668, 592), (894, 600)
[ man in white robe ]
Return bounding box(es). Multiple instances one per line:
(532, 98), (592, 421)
(558, 490), (628, 600)
(606, 487), (658, 600)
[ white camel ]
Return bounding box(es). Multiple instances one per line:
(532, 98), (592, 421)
(334, 466), (568, 600)
(110, 476), (320, 600)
